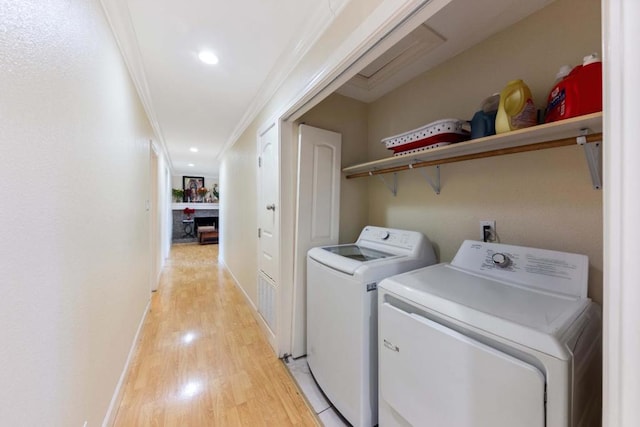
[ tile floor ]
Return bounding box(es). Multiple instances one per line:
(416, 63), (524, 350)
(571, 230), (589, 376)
(285, 357), (351, 427)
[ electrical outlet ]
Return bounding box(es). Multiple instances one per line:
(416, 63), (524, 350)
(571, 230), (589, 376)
(480, 220), (496, 242)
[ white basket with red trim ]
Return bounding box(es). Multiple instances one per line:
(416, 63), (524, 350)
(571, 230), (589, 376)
(382, 118), (470, 156)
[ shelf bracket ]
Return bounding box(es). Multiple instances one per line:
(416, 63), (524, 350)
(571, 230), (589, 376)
(577, 128), (602, 190)
(370, 170), (397, 196)
(410, 163), (440, 194)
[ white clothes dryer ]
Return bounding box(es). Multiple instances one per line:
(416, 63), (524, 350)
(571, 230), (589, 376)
(307, 226), (436, 427)
(378, 240), (602, 427)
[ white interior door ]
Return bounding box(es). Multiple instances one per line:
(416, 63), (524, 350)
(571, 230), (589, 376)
(257, 123), (280, 350)
(291, 124), (342, 357)
(258, 124), (279, 283)
(379, 301), (545, 427)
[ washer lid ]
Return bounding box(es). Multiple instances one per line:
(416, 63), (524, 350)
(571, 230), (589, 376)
(379, 264), (591, 358)
(323, 244), (394, 261)
(308, 244), (400, 275)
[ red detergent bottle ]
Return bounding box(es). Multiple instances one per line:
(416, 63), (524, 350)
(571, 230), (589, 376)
(578, 53), (603, 115)
(544, 65), (578, 123)
(545, 53), (603, 123)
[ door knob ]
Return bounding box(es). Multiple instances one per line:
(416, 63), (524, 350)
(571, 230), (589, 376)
(266, 204), (276, 211)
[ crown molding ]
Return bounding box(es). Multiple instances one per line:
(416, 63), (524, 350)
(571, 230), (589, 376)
(217, 1), (342, 160)
(98, 0), (174, 174)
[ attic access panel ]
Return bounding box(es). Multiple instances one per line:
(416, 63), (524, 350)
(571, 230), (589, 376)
(345, 24), (445, 91)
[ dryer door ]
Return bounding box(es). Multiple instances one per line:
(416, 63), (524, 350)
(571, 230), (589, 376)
(379, 301), (545, 427)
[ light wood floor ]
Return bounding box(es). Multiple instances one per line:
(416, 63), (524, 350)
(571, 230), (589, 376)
(113, 244), (318, 426)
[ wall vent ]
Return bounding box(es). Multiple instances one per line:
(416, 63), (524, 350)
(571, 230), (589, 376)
(258, 274), (277, 333)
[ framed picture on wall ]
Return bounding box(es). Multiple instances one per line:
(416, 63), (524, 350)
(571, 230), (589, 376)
(182, 176), (205, 202)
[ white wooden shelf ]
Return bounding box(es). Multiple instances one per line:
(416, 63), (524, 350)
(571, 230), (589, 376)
(171, 202), (220, 210)
(343, 112), (603, 191)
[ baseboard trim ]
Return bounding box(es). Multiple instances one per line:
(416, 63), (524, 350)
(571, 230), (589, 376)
(102, 299), (151, 427)
(220, 260), (278, 354)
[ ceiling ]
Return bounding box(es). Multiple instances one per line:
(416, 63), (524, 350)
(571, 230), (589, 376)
(102, 0), (345, 177)
(102, 0), (554, 178)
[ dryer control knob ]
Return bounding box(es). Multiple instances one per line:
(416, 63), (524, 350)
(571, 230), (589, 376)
(492, 253), (511, 268)
(380, 231), (390, 240)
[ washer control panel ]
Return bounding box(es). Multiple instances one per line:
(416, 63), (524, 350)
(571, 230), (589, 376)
(451, 240), (589, 298)
(491, 252), (511, 268)
(358, 226), (425, 252)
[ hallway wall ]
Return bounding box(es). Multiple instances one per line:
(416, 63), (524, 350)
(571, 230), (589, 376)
(219, 0), (385, 313)
(0, 0), (154, 425)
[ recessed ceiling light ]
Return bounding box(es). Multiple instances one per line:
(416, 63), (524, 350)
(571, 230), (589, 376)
(190, 147), (199, 153)
(198, 50), (219, 65)
(188, 163), (195, 167)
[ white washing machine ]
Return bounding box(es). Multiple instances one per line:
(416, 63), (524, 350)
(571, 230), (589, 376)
(378, 240), (602, 427)
(307, 226), (436, 427)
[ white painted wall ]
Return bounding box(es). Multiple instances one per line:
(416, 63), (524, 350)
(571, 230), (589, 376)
(171, 174), (219, 189)
(219, 134), (259, 300)
(0, 0), (153, 425)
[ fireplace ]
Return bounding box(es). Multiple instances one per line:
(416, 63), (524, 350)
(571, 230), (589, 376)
(194, 216), (218, 235)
